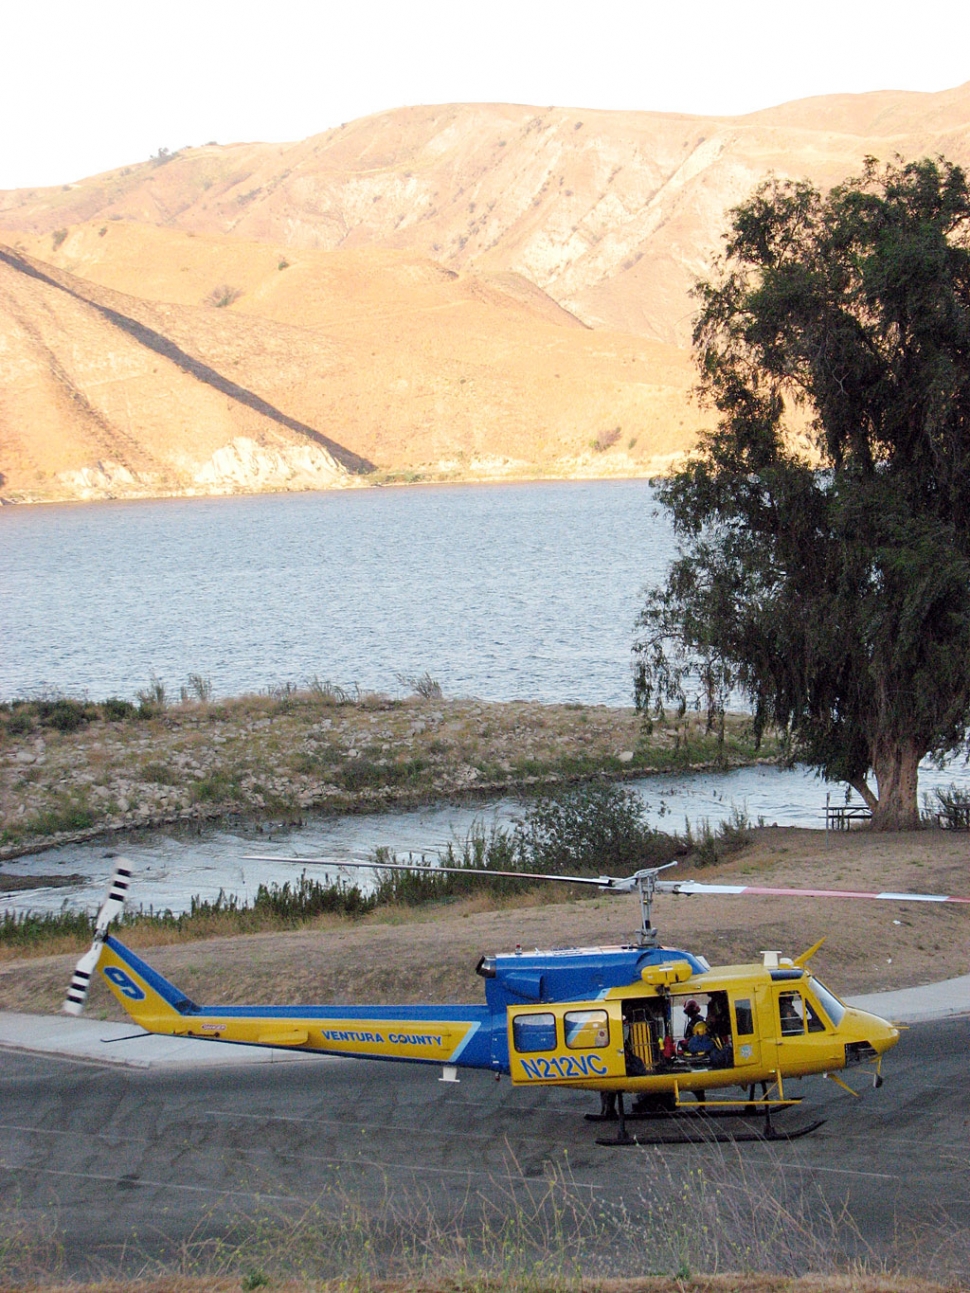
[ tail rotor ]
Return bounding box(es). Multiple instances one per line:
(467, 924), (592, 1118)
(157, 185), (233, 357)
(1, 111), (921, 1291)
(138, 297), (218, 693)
(63, 861), (132, 1016)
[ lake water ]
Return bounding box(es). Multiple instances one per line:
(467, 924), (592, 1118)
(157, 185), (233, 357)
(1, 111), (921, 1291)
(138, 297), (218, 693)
(4, 480), (970, 916)
(0, 480), (675, 706)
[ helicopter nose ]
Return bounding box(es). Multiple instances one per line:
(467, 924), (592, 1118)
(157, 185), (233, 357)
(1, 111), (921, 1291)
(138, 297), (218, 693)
(847, 1008), (900, 1055)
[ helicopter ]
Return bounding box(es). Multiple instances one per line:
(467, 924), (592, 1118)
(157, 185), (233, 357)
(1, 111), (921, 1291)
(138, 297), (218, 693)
(63, 856), (968, 1146)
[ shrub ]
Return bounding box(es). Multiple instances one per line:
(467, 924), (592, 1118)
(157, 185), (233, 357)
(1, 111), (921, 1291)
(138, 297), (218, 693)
(136, 673), (167, 716)
(337, 756), (428, 792)
(520, 780), (670, 876)
(207, 284), (242, 308)
(307, 676), (352, 704)
(101, 697), (136, 721)
(4, 707), (34, 735)
(396, 671), (443, 699)
(33, 698), (95, 733)
(21, 794), (95, 837)
(182, 673), (214, 703)
(370, 783), (677, 909)
(927, 782), (970, 829)
(591, 426), (622, 453)
(684, 806), (754, 867)
(51, 228), (68, 250)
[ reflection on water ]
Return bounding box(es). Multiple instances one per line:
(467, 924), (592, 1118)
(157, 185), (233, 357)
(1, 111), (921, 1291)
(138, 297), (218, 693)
(0, 480), (674, 707)
(7, 758), (970, 917)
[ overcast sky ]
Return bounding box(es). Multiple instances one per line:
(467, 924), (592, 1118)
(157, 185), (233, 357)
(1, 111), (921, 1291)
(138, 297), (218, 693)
(2, 0), (967, 191)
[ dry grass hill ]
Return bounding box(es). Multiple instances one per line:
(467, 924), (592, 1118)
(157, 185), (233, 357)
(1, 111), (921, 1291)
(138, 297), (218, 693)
(3, 85), (970, 503)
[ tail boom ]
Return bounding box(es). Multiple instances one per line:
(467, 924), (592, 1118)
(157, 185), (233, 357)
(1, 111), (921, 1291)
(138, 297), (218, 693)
(98, 936), (493, 1068)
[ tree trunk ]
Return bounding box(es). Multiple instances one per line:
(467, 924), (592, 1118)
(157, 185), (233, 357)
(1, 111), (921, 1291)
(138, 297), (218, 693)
(868, 735), (924, 831)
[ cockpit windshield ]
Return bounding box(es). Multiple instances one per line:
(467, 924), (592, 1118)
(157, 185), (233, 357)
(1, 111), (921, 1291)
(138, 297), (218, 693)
(809, 977), (845, 1026)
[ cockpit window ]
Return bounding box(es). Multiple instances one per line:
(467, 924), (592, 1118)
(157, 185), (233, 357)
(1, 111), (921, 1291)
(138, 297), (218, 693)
(805, 998), (826, 1032)
(809, 977), (846, 1026)
(778, 990), (805, 1035)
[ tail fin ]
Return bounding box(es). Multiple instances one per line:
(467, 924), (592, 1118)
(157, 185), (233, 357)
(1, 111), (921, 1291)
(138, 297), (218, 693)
(98, 936), (198, 1034)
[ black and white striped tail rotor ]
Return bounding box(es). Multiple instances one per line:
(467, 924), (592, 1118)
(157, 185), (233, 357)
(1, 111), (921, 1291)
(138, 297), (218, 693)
(94, 863), (132, 937)
(63, 861), (132, 1016)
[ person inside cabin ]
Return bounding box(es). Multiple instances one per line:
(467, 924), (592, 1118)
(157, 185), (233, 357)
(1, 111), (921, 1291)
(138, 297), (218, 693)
(685, 1018), (716, 1060)
(705, 994), (730, 1045)
(683, 994), (734, 1068)
(704, 994), (734, 1068)
(682, 998), (702, 1038)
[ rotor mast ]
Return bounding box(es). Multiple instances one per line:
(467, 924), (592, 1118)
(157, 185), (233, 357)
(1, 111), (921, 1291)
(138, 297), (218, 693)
(602, 861), (679, 946)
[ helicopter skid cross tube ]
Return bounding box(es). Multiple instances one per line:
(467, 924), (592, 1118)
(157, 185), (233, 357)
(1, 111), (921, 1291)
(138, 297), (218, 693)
(585, 1095), (805, 1122)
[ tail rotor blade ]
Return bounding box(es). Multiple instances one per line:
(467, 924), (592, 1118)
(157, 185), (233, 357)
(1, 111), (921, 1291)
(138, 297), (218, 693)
(63, 942), (101, 1016)
(62, 861), (133, 1017)
(95, 862), (132, 936)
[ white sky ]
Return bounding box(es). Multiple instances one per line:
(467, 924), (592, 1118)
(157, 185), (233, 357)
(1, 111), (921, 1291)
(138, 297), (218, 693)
(2, 0), (968, 191)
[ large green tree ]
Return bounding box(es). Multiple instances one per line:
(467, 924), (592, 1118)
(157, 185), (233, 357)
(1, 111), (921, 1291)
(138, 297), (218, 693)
(634, 157), (970, 830)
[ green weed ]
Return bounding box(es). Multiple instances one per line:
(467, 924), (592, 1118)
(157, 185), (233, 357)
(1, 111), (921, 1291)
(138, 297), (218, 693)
(684, 806), (755, 868)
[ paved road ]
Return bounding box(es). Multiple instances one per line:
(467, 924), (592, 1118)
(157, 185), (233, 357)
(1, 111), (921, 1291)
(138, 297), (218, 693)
(1, 1017), (967, 1281)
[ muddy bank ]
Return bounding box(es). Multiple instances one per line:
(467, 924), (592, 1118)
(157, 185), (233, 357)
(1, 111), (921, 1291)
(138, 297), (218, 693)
(1, 693), (770, 859)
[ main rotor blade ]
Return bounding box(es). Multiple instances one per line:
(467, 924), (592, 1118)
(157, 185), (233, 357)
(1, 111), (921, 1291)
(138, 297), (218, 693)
(243, 856), (967, 905)
(657, 880), (970, 903)
(242, 854), (623, 889)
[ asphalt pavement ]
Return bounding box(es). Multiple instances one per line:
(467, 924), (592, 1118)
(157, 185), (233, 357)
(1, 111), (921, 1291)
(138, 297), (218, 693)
(0, 977), (966, 1282)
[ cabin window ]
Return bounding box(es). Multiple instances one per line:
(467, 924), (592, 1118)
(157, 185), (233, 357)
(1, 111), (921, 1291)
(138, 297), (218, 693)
(563, 1009), (610, 1049)
(513, 1012), (557, 1053)
(734, 998), (754, 1036)
(778, 990), (805, 1035)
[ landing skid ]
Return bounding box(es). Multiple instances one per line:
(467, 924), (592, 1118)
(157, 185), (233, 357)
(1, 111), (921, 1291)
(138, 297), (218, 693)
(585, 1097), (805, 1123)
(595, 1117), (825, 1146)
(591, 1092), (824, 1146)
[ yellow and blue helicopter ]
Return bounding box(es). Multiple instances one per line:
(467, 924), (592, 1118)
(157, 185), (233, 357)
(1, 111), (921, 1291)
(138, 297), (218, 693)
(63, 856), (967, 1145)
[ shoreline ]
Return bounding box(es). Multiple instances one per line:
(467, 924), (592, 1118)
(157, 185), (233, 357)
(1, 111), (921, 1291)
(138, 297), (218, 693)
(0, 755), (771, 863)
(1, 693), (773, 861)
(0, 461), (671, 508)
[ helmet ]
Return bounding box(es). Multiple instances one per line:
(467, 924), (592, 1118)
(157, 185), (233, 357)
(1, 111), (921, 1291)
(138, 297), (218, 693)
(692, 1020), (708, 1036)
(685, 999), (700, 1015)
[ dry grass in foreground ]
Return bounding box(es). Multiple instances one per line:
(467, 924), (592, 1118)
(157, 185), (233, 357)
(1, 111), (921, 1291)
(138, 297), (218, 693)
(6, 1275), (965, 1293)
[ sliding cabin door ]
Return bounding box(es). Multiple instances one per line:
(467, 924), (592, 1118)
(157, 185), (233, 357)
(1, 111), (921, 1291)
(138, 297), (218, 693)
(507, 1002), (626, 1085)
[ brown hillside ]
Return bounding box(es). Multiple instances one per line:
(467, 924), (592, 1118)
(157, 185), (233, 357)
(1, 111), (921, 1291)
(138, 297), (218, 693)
(4, 87), (970, 345)
(0, 238), (705, 502)
(3, 86), (970, 502)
